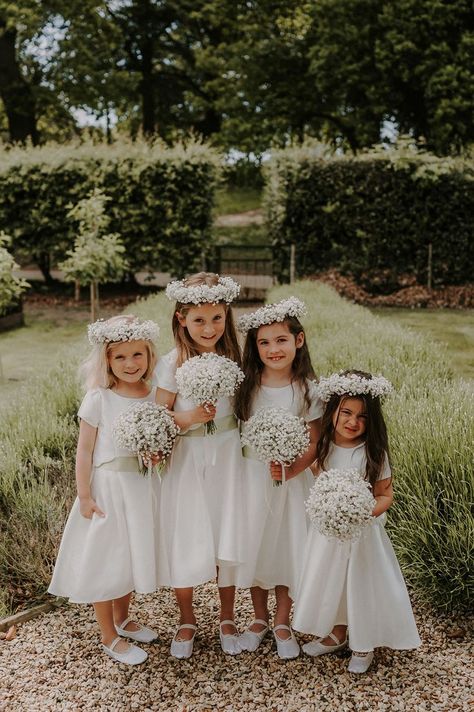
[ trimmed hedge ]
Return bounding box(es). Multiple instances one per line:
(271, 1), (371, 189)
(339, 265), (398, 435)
(0, 140), (220, 280)
(265, 143), (474, 287)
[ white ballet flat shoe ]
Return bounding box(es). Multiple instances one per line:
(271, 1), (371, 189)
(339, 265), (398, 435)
(273, 624), (300, 659)
(102, 636), (148, 665)
(239, 618), (270, 652)
(220, 619), (243, 655)
(170, 624), (197, 659)
(302, 632), (348, 657)
(115, 617), (158, 643)
(348, 651), (374, 674)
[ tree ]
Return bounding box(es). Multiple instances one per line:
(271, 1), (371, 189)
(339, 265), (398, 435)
(59, 189), (129, 320)
(0, 232), (29, 315)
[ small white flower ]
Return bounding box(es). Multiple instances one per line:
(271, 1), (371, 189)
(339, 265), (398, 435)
(175, 353), (244, 433)
(237, 297), (306, 333)
(241, 406), (310, 485)
(315, 373), (393, 402)
(305, 468), (375, 542)
(166, 276), (240, 305)
(113, 402), (179, 474)
(88, 318), (160, 345)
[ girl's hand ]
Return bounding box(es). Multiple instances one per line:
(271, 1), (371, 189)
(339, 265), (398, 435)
(193, 403), (217, 424)
(143, 452), (164, 467)
(270, 461), (299, 482)
(79, 497), (105, 519)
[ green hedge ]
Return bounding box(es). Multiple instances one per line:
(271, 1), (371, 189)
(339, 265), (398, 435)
(265, 143), (474, 287)
(0, 140), (220, 280)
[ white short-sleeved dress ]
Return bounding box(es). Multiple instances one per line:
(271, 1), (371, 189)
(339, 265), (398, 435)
(230, 380), (323, 592)
(154, 349), (245, 588)
(48, 387), (161, 603)
(292, 442), (421, 652)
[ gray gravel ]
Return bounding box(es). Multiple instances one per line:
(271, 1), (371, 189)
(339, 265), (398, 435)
(1, 585), (472, 711)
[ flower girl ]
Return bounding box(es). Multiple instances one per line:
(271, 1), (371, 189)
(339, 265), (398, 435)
(154, 272), (245, 658)
(49, 315), (162, 665)
(234, 298), (323, 659)
(292, 370), (421, 673)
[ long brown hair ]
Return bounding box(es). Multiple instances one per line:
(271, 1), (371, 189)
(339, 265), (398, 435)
(235, 316), (315, 421)
(171, 272), (241, 366)
(315, 370), (390, 489)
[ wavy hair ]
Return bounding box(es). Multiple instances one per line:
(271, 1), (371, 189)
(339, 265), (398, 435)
(171, 272), (241, 366)
(235, 316), (315, 422)
(315, 369), (390, 489)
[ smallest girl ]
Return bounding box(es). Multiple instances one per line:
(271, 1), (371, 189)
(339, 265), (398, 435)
(292, 370), (421, 673)
(49, 315), (162, 665)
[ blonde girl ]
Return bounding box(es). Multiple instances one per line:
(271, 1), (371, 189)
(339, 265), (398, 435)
(233, 297), (323, 659)
(154, 273), (244, 658)
(49, 315), (162, 665)
(292, 370), (421, 673)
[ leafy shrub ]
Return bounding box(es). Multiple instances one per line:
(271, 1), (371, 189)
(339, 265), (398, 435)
(0, 233), (29, 316)
(265, 142), (474, 286)
(0, 139), (220, 281)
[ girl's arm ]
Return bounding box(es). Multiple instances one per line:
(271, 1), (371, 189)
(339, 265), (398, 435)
(270, 419), (320, 483)
(156, 386), (216, 430)
(372, 477), (393, 517)
(76, 420), (104, 519)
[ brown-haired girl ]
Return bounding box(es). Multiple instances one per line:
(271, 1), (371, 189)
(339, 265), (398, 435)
(233, 297), (323, 659)
(154, 273), (244, 658)
(292, 370), (421, 673)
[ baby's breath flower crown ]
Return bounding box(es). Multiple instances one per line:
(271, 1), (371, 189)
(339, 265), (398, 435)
(165, 275), (240, 305)
(315, 372), (393, 403)
(88, 318), (160, 345)
(237, 297), (307, 333)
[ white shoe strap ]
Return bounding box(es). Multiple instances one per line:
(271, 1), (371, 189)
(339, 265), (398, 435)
(177, 624), (197, 632)
(329, 632), (342, 644)
(109, 636), (123, 652)
(273, 624), (291, 633)
(253, 619), (269, 627)
(220, 619), (235, 626)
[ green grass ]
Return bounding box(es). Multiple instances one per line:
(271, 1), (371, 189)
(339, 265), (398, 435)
(214, 186), (262, 215)
(370, 308), (474, 380)
(212, 224), (270, 246)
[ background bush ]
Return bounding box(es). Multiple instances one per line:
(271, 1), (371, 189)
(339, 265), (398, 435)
(0, 140), (220, 281)
(0, 283), (471, 615)
(265, 143), (474, 287)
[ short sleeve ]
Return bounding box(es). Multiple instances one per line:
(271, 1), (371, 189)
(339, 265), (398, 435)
(305, 380), (324, 422)
(377, 452), (392, 481)
(152, 350), (178, 393)
(77, 389), (102, 428)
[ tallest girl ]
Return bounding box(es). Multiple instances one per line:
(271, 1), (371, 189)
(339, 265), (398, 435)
(155, 273), (244, 658)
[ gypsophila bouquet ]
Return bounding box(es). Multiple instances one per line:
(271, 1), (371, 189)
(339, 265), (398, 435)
(305, 468), (375, 541)
(241, 407), (310, 486)
(113, 402), (179, 475)
(175, 353), (245, 434)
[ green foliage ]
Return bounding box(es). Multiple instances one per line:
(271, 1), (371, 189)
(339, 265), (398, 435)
(0, 139), (220, 279)
(0, 232), (29, 315)
(265, 141), (474, 285)
(268, 281), (473, 612)
(59, 189), (128, 285)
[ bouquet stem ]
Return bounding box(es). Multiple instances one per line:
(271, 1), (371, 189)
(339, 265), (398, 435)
(205, 419), (217, 435)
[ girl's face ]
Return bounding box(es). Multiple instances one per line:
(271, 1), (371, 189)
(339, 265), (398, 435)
(332, 397), (367, 446)
(256, 322), (304, 373)
(107, 340), (149, 383)
(177, 303), (226, 352)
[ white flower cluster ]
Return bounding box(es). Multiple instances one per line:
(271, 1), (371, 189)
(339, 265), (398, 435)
(175, 353), (245, 433)
(305, 468), (375, 542)
(88, 318), (160, 345)
(113, 402), (179, 474)
(237, 297), (307, 333)
(315, 372), (393, 403)
(165, 276), (240, 305)
(241, 406), (310, 486)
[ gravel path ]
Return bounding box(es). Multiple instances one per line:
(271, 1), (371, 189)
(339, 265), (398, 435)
(1, 586), (472, 711)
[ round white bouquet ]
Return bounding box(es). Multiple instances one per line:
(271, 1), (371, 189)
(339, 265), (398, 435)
(113, 402), (179, 475)
(241, 406), (310, 486)
(305, 468), (375, 541)
(175, 352), (245, 434)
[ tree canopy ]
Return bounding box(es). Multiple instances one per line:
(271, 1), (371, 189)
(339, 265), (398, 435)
(0, 0), (472, 154)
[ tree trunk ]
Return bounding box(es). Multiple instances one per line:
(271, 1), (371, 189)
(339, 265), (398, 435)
(90, 282), (96, 322)
(36, 251), (55, 285)
(0, 21), (39, 145)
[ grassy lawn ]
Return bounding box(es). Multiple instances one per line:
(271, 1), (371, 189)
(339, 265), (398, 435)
(370, 307), (474, 380)
(214, 186), (262, 215)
